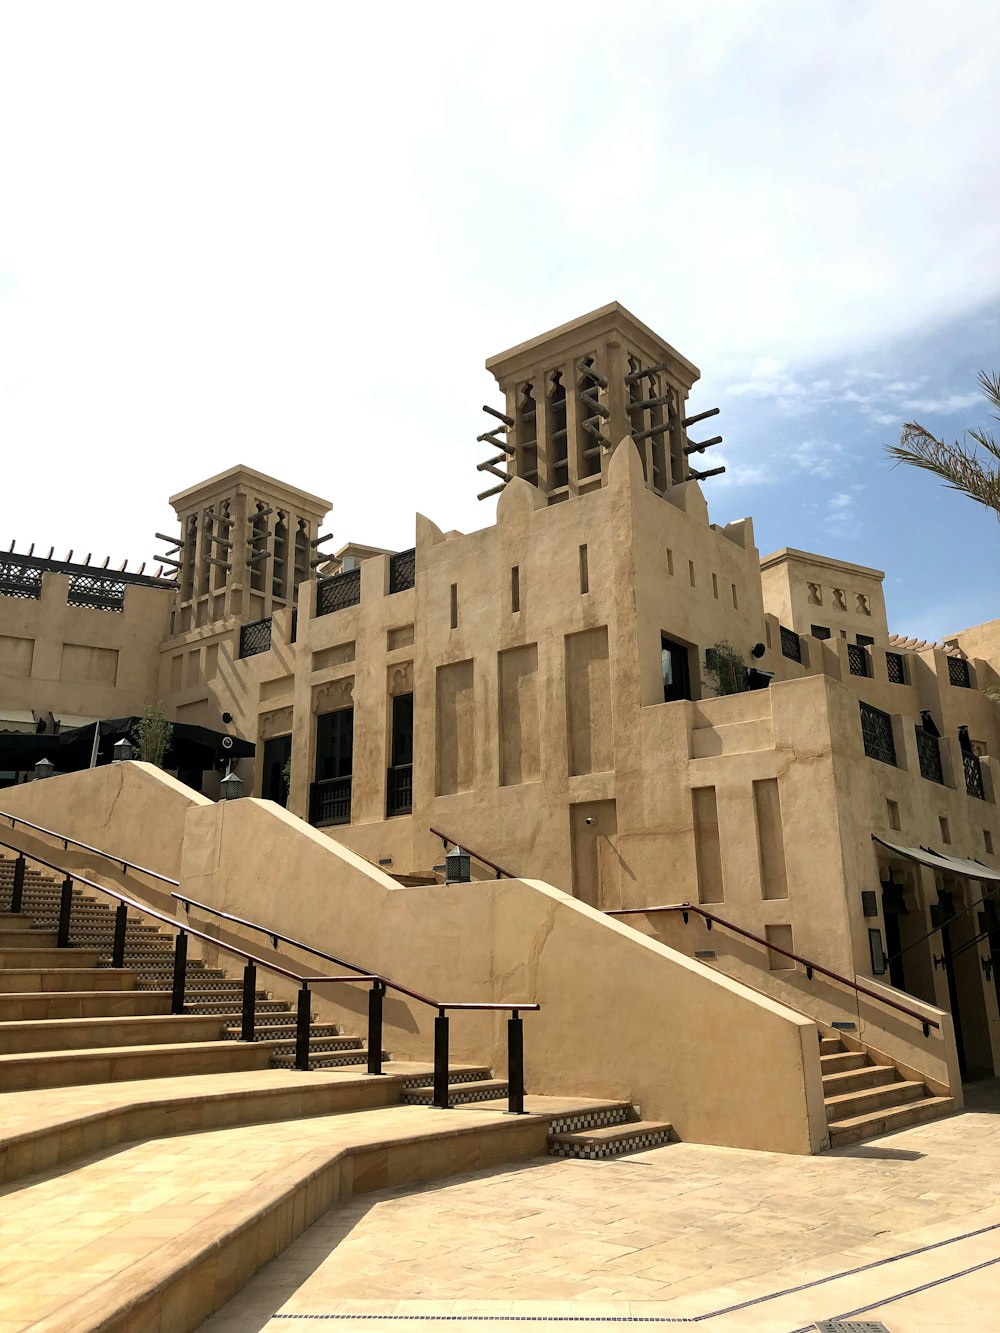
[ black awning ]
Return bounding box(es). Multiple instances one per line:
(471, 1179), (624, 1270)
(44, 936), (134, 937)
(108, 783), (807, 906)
(0, 717), (254, 773)
(873, 834), (1000, 883)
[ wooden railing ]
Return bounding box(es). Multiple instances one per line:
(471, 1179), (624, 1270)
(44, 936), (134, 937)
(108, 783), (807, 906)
(430, 826), (516, 880)
(173, 890), (539, 1111)
(0, 827), (538, 1111)
(607, 901), (939, 1035)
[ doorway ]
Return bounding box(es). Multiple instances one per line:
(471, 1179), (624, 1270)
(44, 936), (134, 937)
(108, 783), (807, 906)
(262, 734), (292, 807)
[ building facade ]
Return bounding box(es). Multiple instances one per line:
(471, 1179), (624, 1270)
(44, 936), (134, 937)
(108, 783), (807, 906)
(2, 303), (999, 1082)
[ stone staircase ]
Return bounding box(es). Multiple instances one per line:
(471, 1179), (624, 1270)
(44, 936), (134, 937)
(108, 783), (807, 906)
(0, 854), (383, 1077)
(0, 848), (679, 1328)
(820, 1028), (955, 1147)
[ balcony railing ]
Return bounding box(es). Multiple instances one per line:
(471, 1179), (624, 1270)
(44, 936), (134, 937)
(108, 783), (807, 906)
(66, 573), (126, 612)
(386, 763), (413, 817)
(916, 728), (944, 784)
(964, 752), (986, 800)
(779, 625), (802, 662)
(316, 567), (361, 616)
(0, 561), (42, 600)
(886, 651), (906, 684)
(860, 701), (896, 766)
(948, 657), (972, 688)
(238, 617), (272, 659)
(388, 548), (416, 594)
(847, 643), (872, 678)
(309, 776), (352, 825)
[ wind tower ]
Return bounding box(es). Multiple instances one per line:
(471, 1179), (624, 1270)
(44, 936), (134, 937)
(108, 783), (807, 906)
(159, 465), (331, 633)
(481, 301), (723, 505)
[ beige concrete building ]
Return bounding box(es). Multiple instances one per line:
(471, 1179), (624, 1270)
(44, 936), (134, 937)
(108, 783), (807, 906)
(2, 302), (999, 1147)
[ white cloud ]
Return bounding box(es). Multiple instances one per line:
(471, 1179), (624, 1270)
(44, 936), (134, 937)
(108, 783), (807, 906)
(0, 1), (998, 560)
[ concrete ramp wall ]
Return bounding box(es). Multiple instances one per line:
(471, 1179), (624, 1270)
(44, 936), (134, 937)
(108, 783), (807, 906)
(1, 764), (828, 1153)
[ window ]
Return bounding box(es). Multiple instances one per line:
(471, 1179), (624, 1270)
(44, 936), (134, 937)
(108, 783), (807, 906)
(661, 635), (692, 703)
(387, 694), (414, 817)
(315, 708), (354, 782)
(579, 545), (589, 594)
(811, 625), (831, 640)
(511, 566), (520, 613)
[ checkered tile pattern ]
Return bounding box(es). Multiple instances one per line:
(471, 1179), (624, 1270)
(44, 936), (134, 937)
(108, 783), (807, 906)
(547, 1126), (674, 1160)
(547, 1106), (631, 1135)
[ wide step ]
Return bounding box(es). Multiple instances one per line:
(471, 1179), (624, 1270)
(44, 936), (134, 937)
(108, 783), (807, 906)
(548, 1119), (675, 1159)
(402, 1078), (508, 1106)
(828, 1095), (955, 1148)
(0, 1039), (276, 1091)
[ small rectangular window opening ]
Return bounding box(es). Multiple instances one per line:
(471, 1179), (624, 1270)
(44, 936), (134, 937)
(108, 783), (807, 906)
(449, 583), (458, 630)
(579, 544), (589, 595)
(886, 799), (901, 831)
(985, 830), (994, 855)
(712, 573), (719, 599)
(666, 548), (674, 576)
(939, 816), (951, 845)
(688, 560), (695, 588)
(731, 583), (738, 609)
(511, 565), (520, 613)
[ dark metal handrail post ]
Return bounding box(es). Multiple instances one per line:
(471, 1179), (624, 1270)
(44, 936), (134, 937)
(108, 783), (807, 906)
(433, 1009), (450, 1108)
(10, 854), (25, 913)
(112, 902), (128, 968)
(57, 875), (73, 948)
(171, 932), (188, 1013)
(507, 1010), (525, 1114)
(241, 960), (257, 1041)
(367, 980), (384, 1075)
(295, 984), (311, 1070)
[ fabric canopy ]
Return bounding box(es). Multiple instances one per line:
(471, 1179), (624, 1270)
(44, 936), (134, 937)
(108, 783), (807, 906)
(872, 834), (1000, 883)
(0, 717), (254, 773)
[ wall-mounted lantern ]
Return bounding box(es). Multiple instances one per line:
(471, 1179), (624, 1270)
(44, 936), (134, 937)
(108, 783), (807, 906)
(33, 757), (55, 780)
(220, 770), (245, 801)
(112, 738), (133, 763)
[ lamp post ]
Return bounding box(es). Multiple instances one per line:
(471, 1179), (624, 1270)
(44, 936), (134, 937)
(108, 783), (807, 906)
(444, 845), (471, 884)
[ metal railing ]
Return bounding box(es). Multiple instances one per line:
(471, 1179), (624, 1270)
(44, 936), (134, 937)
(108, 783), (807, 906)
(860, 701), (896, 766)
(0, 560), (42, 600)
(430, 827), (516, 880)
(847, 643), (871, 678)
(171, 890), (538, 1113)
(388, 548), (416, 594)
(386, 764), (413, 817)
(316, 567), (361, 616)
(916, 728), (944, 784)
(885, 651), (906, 685)
(309, 776), (352, 825)
(67, 573), (126, 612)
(607, 900), (939, 1035)
(947, 657), (972, 688)
(0, 830), (538, 1110)
(779, 625), (802, 663)
(964, 751), (986, 800)
(239, 617), (273, 659)
(0, 810), (180, 887)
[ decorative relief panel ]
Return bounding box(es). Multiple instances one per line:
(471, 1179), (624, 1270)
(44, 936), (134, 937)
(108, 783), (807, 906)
(388, 661), (413, 697)
(260, 705), (293, 738)
(312, 676), (354, 714)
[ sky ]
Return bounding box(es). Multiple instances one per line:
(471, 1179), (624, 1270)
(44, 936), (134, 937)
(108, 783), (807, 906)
(1, 0), (998, 640)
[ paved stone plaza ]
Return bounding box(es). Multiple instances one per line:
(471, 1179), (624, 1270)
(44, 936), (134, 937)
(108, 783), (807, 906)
(201, 1083), (1000, 1332)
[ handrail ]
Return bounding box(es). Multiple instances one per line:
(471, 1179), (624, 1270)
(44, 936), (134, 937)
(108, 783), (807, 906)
(0, 835), (353, 988)
(0, 809), (180, 888)
(171, 890), (538, 1015)
(0, 837), (536, 1110)
(430, 826), (516, 880)
(608, 901), (940, 1034)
